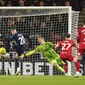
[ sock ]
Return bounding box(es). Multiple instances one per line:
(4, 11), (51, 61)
(17, 67), (20, 72)
(64, 64), (68, 73)
(56, 64), (65, 73)
(76, 60), (80, 72)
(15, 58), (19, 72)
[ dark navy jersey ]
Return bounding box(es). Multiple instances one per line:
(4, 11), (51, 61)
(10, 33), (26, 47)
(4, 33), (32, 56)
(9, 33), (26, 56)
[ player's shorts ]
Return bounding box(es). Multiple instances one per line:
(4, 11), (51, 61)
(15, 46), (25, 56)
(60, 52), (74, 62)
(48, 56), (63, 65)
(78, 43), (85, 56)
(44, 50), (64, 65)
(16, 53), (25, 59)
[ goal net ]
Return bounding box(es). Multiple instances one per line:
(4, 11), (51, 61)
(0, 7), (79, 75)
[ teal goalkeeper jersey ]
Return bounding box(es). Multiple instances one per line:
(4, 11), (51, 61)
(34, 42), (59, 60)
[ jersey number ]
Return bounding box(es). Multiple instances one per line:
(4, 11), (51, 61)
(18, 36), (25, 45)
(62, 43), (71, 50)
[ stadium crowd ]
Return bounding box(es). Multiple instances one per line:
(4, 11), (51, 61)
(0, 0), (84, 11)
(0, 0), (82, 49)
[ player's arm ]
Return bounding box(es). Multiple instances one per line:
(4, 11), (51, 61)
(25, 50), (36, 57)
(25, 46), (39, 57)
(55, 42), (59, 48)
(48, 42), (56, 48)
(55, 42), (61, 49)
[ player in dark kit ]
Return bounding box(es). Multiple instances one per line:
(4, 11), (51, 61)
(6, 27), (26, 75)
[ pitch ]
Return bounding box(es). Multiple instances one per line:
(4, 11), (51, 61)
(0, 75), (84, 85)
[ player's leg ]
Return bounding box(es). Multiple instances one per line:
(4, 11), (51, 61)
(15, 54), (25, 75)
(67, 54), (81, 77)
(15, 47), (26, 75)
(46, 56), (65, 73)
(51, 59), (65, 73)
(45, 51), (65, 73)
(75, 58), (81, 76)
(51, 53), (65, 73)
(15, 53), (20, 75)
(67, 55), (77, 76)
(15, 56), (20, 75)
(60, 53), (69, 75)
(76, 44), (85, 74)
(60, 53), (77, 76)
(75, 60), (81, 77)
(61, 59), (68, 75)
(75, 48), (84, 77)
(52, 51), (65, 65)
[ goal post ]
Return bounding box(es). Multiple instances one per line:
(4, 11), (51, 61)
(0, 7), (79, 75)
(71, 11), (80, 75)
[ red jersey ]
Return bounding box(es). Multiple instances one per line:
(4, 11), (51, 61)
(59, 39), (76, 54)
(76, 26), (85, 43)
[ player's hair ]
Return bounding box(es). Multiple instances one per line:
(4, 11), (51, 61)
(65, 33), (70, 38)
(38, 36), (44, 40)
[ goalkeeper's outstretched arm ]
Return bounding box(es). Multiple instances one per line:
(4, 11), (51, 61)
(25, 50), (36, 57)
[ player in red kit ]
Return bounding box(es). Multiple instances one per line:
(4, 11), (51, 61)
(76, 20), (85, 76)
(56, 33), (78, 76)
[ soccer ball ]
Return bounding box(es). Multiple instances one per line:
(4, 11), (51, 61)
(0, 47), (6, 54)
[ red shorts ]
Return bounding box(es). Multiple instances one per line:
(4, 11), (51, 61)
(78, 43), (85, 56)
(60, 52), (74, 62)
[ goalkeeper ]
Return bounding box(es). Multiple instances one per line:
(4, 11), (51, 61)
(0, 41), (9, 59)
(26, 36), (65, 73)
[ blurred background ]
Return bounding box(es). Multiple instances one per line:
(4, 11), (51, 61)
(0, 0), (84, 11)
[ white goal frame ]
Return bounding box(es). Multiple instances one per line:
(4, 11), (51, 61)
(0, 6), (79, 75)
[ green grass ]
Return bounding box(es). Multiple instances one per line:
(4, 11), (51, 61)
(0, 75), (85, 85)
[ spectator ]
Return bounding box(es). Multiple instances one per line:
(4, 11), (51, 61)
(53, 2), (56, 6)
(65, 1), (75, 11)
(39, 1), (44, 6)
(19, 0), (25, 6)
(45, 0), (53, 6)
(32, 0), (39, 6)
(65, 1), (70, 6)
(0, 0), (6, 6)
(6, 0), (12, 6)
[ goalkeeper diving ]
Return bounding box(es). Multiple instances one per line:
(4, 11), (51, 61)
(25, 36), (65, 73)
(0, 41), (9, 59)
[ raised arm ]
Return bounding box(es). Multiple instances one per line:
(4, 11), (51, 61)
(25, 50), (36, 57)
(55, 42), (60, 48)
